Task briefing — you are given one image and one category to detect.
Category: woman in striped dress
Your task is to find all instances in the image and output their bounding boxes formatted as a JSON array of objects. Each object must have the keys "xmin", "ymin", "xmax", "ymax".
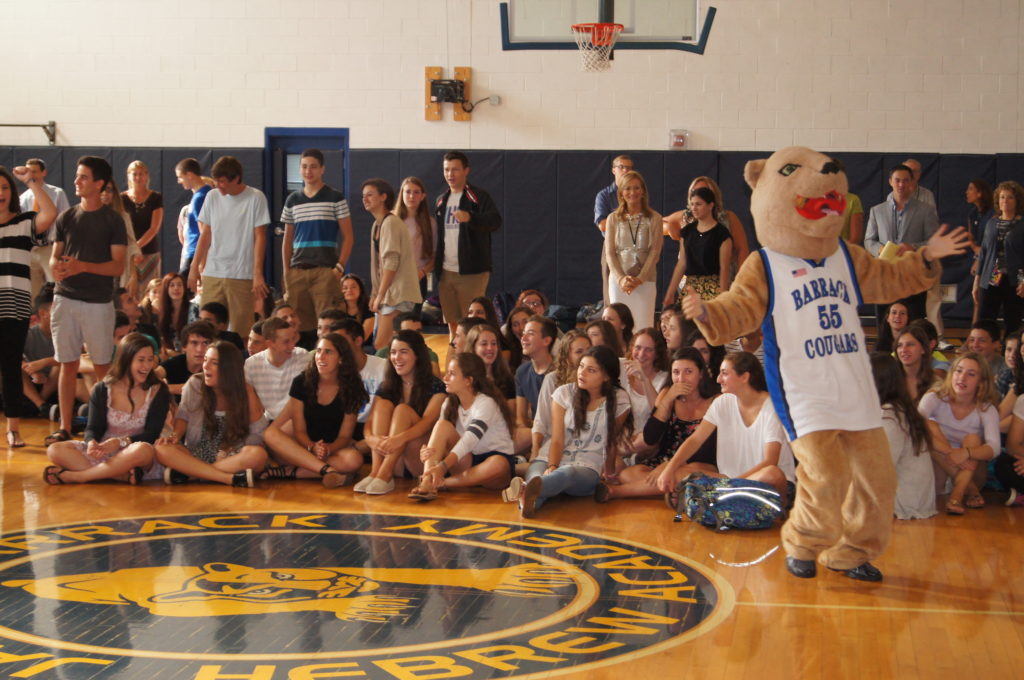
[{"xmin": 0, "ymin": 166, "xmax": 57, "ymax": 447}]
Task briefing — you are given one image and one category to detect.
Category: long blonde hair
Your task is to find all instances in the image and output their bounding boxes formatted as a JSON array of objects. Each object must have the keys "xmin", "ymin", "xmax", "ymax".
[
  {"xmin": 929, "ymin": 352, "xmax": 999, "ymax": 410},
  {"xmin": 126, "ymin": 160, "xmax": 150, "ymax": 191},
  {"xmin": 393, "ymin": 176, "xmax": 434, "ymax": 261}
]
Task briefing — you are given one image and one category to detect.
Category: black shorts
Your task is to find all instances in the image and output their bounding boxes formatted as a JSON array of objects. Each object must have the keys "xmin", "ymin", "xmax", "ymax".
[{"xmin": 471, "ymin": 451, "xmax": 516, "ymax": 478}]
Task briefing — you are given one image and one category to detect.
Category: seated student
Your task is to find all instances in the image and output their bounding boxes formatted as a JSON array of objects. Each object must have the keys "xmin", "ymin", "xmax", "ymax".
[
  {"xmin": 660, "ymin": 308, "xmax": 695, "ymax": 355},
  {"xmin": 244, "ymin": 317, "xmax": 309, "ymax": 422},
  {"xmin": 895, "ymin": 326, "xmax": 937, "ymax": 403},
  {"xmin": 601, "ymin": 302, "xmax": 635, "ymax": 352},
  {"xmin": 466, "ymin": 295, "xmax": 502, "ymax": 329},
  {"xmin": 155, "ymin": 341, "xmax": 267, "ymax": 487},
  {"xmin": 44, "ymin": 333, "xmax": 170, "ymax": 485},
  {"xmin": 247, "ymin": 319, "xmax": 268, "ymax": 356},
  {"xmin": 155, "ymin": 320, "xmax": 215, "ymax": 396},
  {"xmin": 156, "ymin": 273, "xmax": 190, "ymax": 358},
  {"xmin": 585, "ymin": 319, "xmax": 625, "ymax": 358},
  {"xmin": 198, "ymin": 301, "xmax": 246, "ymax": 354},
  {"xmin": 114, "ymin": 287, "xmax": 160, "ymax": 351},
  {"xmin": 964, "ymin": 319, "xmax": 1006, "ymax": 380},
  {"xmin": 996, "ymin": 328, "xmax": 1020, "ymax": 399},
  {"xmin": 998, "ymin": 326, "xmax": 1024, "ymax": 430},
  {"xmin": 332, "ymin": 317, "xmax": 389, "ymax": 455},
  {"xmin": 656, "ymin": 351, "xmax": 796, "ymax": 503},
  {"xmin": 919, "ymin": 352, "xmax": 1000, "ymax": 515},
  {"xmin": 262, "ymin": 332, "xmax": 368, "ymax": 487},
  {"xmin": 906, "ymin": 318, "xmax": 949, "ymax": 377},
  {"xmin": 273, "ymin": 300, "xmax": 316, "ymax": 351},
  {"xmin": 515, "ymin": 315, "xmax": 556, "ymax": 430},
  {"xmin": 465, "ymin": 323, "xmax": 515, "ymax": 404},
  {"xmin": 598, "ymin": 347, "xmax": 717, "ymax": 502},
  {"xmin": 519, "ymin": 346, "xmax": 632, "ymax": 518},
  {"xmin": 446, "ymin": 315, "xmax": 487, "ymax": 367},
  {"xmin": 685, "ymin": 327, "xmax": 722, "ymax": 377},
  {"xmin": 870, "ymin": 353, "xmax": 936, "ymax": 519},
  {"xmin": 410, "ymin": 352, "xmax": 516, "ymax": 500},
  {"xmin": 501, "ymin": 305, "xmax": 531, "ymax": 372},
  {"xmin": 22, "ymin": 287, "xmax": 60, "ymax": 416},
  {"xmin": 355, "ymin": 330, "xmax": 445, "ymax": 495},
  {"xmin": 1000, "ymin": 389, "xmax": 1024, "ymax": 507},
  {"xmin": 340, "ymin": 273, "xmax": 375, "ymax": 344},
  {"xmin": 316, "ymin": 308, "xmax": 349, "ymax": 338},
  {"xmin": 621, "ymin": 328, "xmax": 670, "ymax": 454},
  {"xmin": 875, "ymin": 300, "xmax": 912, "ymax": 354},
  {"xmin": 374, "ymin": 311, "xmax": 441, "ymax": 377},
  {"xmin": 516, "ymin": 289, "xmax": 549, "ymax": 317},
  {"xmin": 504, "ymin": 329, "xmax": 591, "ymax": 501}
]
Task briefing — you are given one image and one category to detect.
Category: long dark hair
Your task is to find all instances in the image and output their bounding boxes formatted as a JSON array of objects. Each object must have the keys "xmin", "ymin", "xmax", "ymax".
[
  {"xmin": 468, "ymin": 295, "xmax": 503, "ymax": 331},
  {"xmin": 586, "ymin": 319, "xmax": 625, "ymax": 358},
  {"xmin": 301, "ymin": 333, "xmax": 368, "ymax": 415},
  {"xmin": 968, "ymin": 178, "xmax": 993, "ymax": 213},
  {"xmin": 875, "ymin": 301, "xmax": 913, "ymax": 354},
  {"xmin": 606, "ymin": 302, "xmax": 635, "ymax": 346},
  {"xmin": 571, "ymin": 345, "xmax": 633, "ymax": 448},
  {"xmin": 502, "ymin": 304, "xmax": 531, "ymax": 371},
  {"xmin": 340, "ymin": 273, "xmax": 371, "ymax": 322},
  {"xmin": 671, "ymin": 347, "xmax": 718, "ymax": 399},
  {"xmin": 104, "ymin": 332, "xmax": 166, "ymax": 412},
  {"xmin": 464, "ymin": 323, "xmax": 514, "ymax": 397},
  {"xmin": 0, "ymin": 167, "xmax": 20, "ymax": 214},
  {"xmin": 443, "ymin": 352, "xmax": 514, "ymax": 434},
  {"xmin": 870, "ymin": 353, "xmax": 932, "ymax": 454},
  {"xmin": 200, "ymin": 341, "xmax": 251, "ymax": 450},
  {"xmin": 158, "ymin": 273, "xmax": 190, "ymax": 350},
  {"xmin": 895, "ymin": 326, "xmax": 934, "ymax": 402},
  {"xmin": 377, "ymin": 330, "xmax": 436, "ymax": 414}
]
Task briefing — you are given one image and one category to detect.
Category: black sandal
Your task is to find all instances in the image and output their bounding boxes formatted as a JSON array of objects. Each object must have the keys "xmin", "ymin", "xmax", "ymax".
[
  {"xmin": 128, "ymin": 467, "xmax": 145, "ymax": 486},
  {"xmin": 44, "ymin": 429, "xmax": 71, "ymax": 446},
  {"xmin": 260, "ymin": 465, "xmax": 298, "ymax": 480},
  {"xmin": 43, "ymin": 465, "xmax": 66, "ymax": 485}
]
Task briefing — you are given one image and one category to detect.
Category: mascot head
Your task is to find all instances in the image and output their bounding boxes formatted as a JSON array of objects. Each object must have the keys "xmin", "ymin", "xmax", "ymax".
[{"xmin": 744, "ymin": 146, "xmax": 849, "ymax": 261}]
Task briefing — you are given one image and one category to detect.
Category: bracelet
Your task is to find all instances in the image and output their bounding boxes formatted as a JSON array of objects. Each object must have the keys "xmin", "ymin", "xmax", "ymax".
[{"xmin": 438, "ymin": 459, "xmax": 448, "ymax": 474}]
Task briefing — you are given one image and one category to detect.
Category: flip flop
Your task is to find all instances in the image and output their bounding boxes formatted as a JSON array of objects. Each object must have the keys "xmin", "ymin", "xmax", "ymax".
[
  {"xmin": 44, "ymin": 429, "xmax": 71, "ymax": 446},
  {"xmin": 965, "ymin": 494, "xmax": 985, "ymax": 509},
  {"xmin": 946, "ymin": 498, "xmax": 965, "ymax": 515},
  {"xmin": 407, "ymin": 485, "xmax": 438, "ymax": 502},
  {"xmin": 128, "ymin": 467, "xmax": 145, "ymax": 486},
  {"xmin": 43, "ymin": 465, "xmax": 66, "ymax": 485}
]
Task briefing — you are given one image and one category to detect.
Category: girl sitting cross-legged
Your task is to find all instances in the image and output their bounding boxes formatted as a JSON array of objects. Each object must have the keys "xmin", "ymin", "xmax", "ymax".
[
  {"xmin": 409, "ymin": 353, "xmax": 516, "ymax": 500},
  {"xmin": 45, "ymin": 333, "xmax": 171, "ymax": 485},
  {"xmin": 262, "ymin": 333, "xmax": 368, "ymax": 488},
  {"xmin": 155, "ymin": 341, "xmax": 268, "ymax": 487},
  {"xmin": 519, "ymin": 345, "xmax": 633, "ymax": 518}
]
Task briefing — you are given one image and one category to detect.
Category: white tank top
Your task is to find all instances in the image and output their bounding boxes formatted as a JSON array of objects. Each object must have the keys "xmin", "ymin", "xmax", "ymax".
[{"xmin": 759, "ymin": 242, "xmax": 881, "ymax": 440}]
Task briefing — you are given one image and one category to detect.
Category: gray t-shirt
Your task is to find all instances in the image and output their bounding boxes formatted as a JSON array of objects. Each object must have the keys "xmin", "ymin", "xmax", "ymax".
[
  {"xmin": 53, "ymin": 205, "xmax": 127, "ymax": 303},
  {"xmin": 23, "ymin": 325, "xmax": 55, "ymax": 376}
]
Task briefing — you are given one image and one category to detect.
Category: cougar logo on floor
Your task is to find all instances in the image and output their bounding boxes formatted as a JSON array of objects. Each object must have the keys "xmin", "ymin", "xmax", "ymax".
[{"xmin": 0, "ymin": 513, "xmax": 731, "ymax": 679}]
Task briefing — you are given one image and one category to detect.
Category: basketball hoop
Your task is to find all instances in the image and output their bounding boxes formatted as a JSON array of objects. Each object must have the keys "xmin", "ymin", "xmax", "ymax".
[{"xmin": 571, "ymin": 23, "xmax": 624, "ymax": 72}]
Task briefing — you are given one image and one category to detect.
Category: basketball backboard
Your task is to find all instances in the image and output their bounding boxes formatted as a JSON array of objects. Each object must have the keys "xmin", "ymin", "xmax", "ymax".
[{"xmin": 499, "ymin": 0, "xmax": 716, "ymax": 53}]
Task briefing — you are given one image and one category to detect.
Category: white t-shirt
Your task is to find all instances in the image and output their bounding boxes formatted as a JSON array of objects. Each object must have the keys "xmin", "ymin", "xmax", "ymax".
[
  {"xmin": 703, "ymin": 393, "xmax": 795, "ymax": 481},
  {"xmin": 442, "ymin": 191, "xmax": 463, "ymax": 272},
  {"xmin": 244, "ymin": 347, "xmax": 310, "ymax": 420},
  {"xmin": 451, "ymin": 393, "xmax": 514, "ymax": 458},
  {"xmin": 550, "ymin": 384, "xmax": 631, "ymax": 472},
  {"xmin": 358, "ymin": 355, "xmax": 388, "ymax": 424},
  {"xmin": 197, "ymin": 186, "xmax": 271, "ymax": 279}
]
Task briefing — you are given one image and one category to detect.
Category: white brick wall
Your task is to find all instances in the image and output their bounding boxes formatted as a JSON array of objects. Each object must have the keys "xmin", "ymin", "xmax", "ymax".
[{"xmin": 0, "ymin": 0, "xmax": 1020, "ymax": 152}]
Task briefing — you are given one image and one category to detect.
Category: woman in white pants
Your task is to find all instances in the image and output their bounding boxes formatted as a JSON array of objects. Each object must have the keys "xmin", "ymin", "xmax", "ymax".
[{"xmin": 604, "ymin": 171, "xmax": 663, "ymax": 330}]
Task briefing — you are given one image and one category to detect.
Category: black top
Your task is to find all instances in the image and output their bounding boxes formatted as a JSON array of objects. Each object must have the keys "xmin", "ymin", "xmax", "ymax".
[
  {"xmin": 122, "ymin": 191, "xmax": 164, "ymax": 255},
  {"xmin": 680, "ymin": 222, "xmax": 732, "ymax": 276},
  {"xmin": 219, "ymin": 330, "xmax": 246, "ymax": 355},
  {"xmin": 288, "ymin": 374, "xmax": 348, "ymax": 443},
  {"xmin": 160, "ymin": 354, "xmax": 194, "ymax": 386},
  {"xmin": 84, "ymin": 381, "xmax": 171, "ymax": 445}
]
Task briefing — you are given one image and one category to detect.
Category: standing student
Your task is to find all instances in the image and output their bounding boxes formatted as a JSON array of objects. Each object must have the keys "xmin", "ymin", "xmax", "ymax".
[
  {"xmin": 122, "ymin": 160, "xmax": 164, "ymax": 288},
  {"xmin": 19, "ymin": 158, "xmax": 70, "ymax": 299},
  {"xmin": 47, "ymin": 157, "xmax": 127, "ymax": 445},
  {"xmin": 434, "ymin": 151, "xmax": 502, "ymax": 343},
  {"xmin": 44, "ymin": 333, "xmax": 170, "ymax": 484},
  {"xmin": 411, "ymin": 353, "xmax": 516, "ymax": 500},
  {"xmin": 174, "ymin": 158, "xmax": 213, "ymax": 277},
  {"xmin": 594, "ymin": 155, "xmax": 635, "ymax": 303},
  {"xmin": 394, "ymin": 177, "xmax": 437, "ymax": 300},
  {"xmin": 663, "ymin": 176, "xmax": 749, "ymax": 273},
  {"xmin": 362, "ymin": 178, "xmax": 422, "ymax": 350},
  {"xmin": 262, "ymin": 333, "xmax": 367, "ymax": 488},
  {"xmin": 0, "ymin": 166, "xmax": 57, "ymax": 446},
  {"xmin": 101, "ymin": 180, "xmax": 141, "ymax": 298},
  {"xmin": 280, "ymin": 149, "xmax": 353, "ymax": 333},
  {"xmin": 188, "ymin": 156, "xmax": 270, "ymax": 338},
  {"xmin": 664, "ymin": 187, "xmax": 733, "ymax": 305},
  {"xmin": 356, "ymin": 330, "xmax": 446, "ymax": 495},
  {"xmin": 155, "ymin": 341, "xmax": 267, "ymax": 487},
  {"xmin": 519, "ymin": 346, "xmax": 632, "ymax": 518},
  {"xmin": 604, "ymin": 171, "xmax": 663, "ymax": 329}
]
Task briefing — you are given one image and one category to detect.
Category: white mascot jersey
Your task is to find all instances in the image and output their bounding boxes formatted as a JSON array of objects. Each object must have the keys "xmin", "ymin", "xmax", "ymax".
[{"xmin": 758, "ymin": 241, "xmax": 882, "ymax": 441}]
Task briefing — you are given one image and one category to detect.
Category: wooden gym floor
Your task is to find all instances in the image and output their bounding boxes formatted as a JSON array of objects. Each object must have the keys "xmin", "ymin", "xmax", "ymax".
[{"xmin": 0, "ymin": 417, "xmax": 1022, "ymax": 680}]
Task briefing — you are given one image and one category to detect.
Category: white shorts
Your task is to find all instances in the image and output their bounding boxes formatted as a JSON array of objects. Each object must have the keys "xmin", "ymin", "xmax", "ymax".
[{"xmin": 52, "ymin": 295, "xmax": 115, "ymax": 365}]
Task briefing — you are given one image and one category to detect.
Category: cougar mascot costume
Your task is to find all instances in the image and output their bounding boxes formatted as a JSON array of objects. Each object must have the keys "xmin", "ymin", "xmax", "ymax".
[{"xmin": 682, "ymin": 147, "xmax": 966, "ymax": 582}]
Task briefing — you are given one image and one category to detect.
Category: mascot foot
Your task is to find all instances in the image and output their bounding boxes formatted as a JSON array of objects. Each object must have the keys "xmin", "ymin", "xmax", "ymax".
[
  {"xmin": 828, "ymin": 562, "xmax": 883, "ymax": 582},
  {"xmin": 785, "ymin": 556, "xmax": 817, "ymax": 579}
]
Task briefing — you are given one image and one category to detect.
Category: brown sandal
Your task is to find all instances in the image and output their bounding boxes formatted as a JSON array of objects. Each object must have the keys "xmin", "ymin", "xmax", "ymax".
[
  {"xmin": 43, "ymin": 465, "xmax": 66, "ymax": 485},
  {"xmin": 965, "ymin": 494, "xmax": 985, "ymax": 509},
  {"xmin": 320, "ymin": 465, "xmax": 352, "ymax": 489},
  {"xmin": 44, "ymin": 429, "xmax": 71, "ymax": 446},
  {"xmin": 946, "ymin": 498, "xmax": 965, "ymax": 515}
]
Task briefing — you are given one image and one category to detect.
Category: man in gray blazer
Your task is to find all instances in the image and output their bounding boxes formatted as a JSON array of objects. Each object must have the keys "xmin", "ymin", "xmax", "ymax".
[{"xmin": 865, "ymin": 164, "xmax": 939, "ymax": 322}]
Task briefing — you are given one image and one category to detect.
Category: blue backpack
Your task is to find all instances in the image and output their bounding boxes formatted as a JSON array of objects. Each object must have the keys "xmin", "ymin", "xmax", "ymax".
[{"xmin": 674, "ymin": 474, "xmax": 785, "ymax": 531}]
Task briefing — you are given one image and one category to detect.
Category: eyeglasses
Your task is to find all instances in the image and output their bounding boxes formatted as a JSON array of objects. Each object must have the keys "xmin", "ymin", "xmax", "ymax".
[
  {"xmin": 523, "ymin": 299, "xmax": 544, "ymax": 308},
  {"xmin": 613, "ymin": 164, "xmax": 634, "ymax": 171}
]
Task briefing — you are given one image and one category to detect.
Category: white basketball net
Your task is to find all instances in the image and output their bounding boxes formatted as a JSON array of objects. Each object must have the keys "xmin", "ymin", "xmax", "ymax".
[{"xmin": 571, "ymin": 23, "xmax": 624, "ymax": 72}]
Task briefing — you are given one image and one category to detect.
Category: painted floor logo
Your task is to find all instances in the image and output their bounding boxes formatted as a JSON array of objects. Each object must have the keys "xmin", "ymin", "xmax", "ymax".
[{"xmin": 0, "ymin": 512, "xmax": 732, "ymax": 679}]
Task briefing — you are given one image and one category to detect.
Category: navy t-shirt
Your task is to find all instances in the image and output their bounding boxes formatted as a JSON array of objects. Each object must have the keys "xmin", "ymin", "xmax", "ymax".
[{"xmin": 515, "ymin": 361, "xmax": 546, "ymax": 413}]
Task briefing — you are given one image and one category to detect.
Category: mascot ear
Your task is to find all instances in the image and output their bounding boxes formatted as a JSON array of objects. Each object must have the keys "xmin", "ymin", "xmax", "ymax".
[{"xmin": 744, "ymin": 159, "xmax": 767, "ymax": 191}]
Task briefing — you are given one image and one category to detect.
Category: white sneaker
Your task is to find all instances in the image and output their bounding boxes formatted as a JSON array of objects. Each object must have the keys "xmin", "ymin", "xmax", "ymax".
[
  {"xmin": 364, "ymin": 477, "xmax": 395, "ymax": 495},
  {"xmin": 502, "ymin": 477, "xmax": 524, "ymax": 502},
  {"xmin": 1006, "ymin": 488, "xmax": 1024, "ymax": 507},
  {"xmin": 353, "ymin": 476, "xmax": 374, "ymax": 493}
]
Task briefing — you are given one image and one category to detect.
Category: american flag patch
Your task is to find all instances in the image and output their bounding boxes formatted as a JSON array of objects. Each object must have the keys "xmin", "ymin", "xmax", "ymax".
[{"xmin": 791, "ymin": 267, "xmax": 807, "ymax": 277}]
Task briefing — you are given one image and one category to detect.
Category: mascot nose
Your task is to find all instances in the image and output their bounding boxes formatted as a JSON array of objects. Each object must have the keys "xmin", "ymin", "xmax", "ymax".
[{"xmin": 820, "ymin": 161, "xmax": 840, "ymax": 175}]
